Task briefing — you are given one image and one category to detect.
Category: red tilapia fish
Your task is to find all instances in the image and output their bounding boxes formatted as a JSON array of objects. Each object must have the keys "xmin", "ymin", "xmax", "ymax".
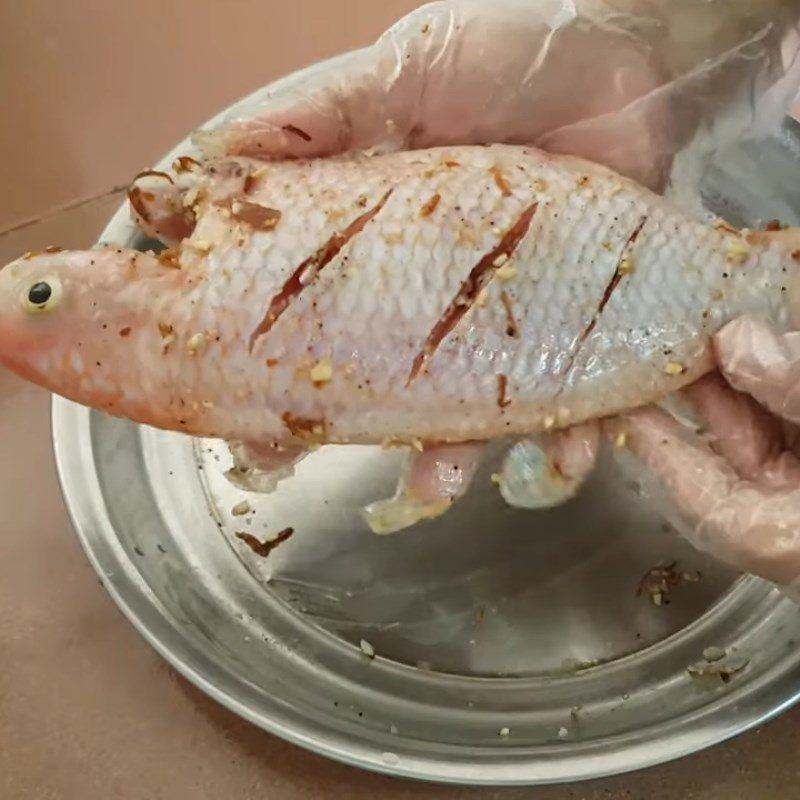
[{"xmin": 1, "ymin": 145, "xmax": 798, "ymax": 531}]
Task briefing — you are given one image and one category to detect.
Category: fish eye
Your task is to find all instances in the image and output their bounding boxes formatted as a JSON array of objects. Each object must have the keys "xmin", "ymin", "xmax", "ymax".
[
  {"xmin": 29, "ymin": 282, "xmax": 51, "ymax": 304},
  {"xmin": 21, "ymin": 277, "xmax": 62, "ymax": 313}
]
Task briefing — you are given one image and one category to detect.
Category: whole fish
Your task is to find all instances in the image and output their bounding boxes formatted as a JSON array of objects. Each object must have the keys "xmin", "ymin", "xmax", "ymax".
[{"xmin": 0, "ymin": 144, "xmax": 797, "ymax": 449}]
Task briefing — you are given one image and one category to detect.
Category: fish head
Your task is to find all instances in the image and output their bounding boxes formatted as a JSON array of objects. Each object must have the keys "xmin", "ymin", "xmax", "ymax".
[{"xmin": 0, "ymin": 247, "xmax": 181, "ymax": 408}]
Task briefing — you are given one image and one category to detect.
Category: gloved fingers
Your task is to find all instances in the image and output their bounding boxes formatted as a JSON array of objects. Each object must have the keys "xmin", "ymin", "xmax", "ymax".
[
  {"xmin": 693, "ymin": 485, "xmax": 800, "ymax": 585},
  {"xmin": 714, "ymin": 316, "xmax": 800, "ymax": 427},
  {"xmin": 193, "ymin": 1, "xmax": 668, "ymax": 175},
  {"xmin": 402, "ymin": 441, "xmax": 484, "ymax": 505},
  {"xmin": 193, "ymin": 0, "xmax": 799, "ymax": 202},
  {"xmin": 683, "ymin": 373, "xmax": 800, "ymax": 490},
  {"xmin": 781, "ymin": 418, "xmax": 800, "ymax": 460},
  {"xmin": 606, "ymin": 407, "xmax": 739, "ymax": 523},
  {"xmin": 397, "ymin": 6, "xmax": 666, "ymax": 169},
  {"xmin": 193, "ymin": 48, "xmax": 404, "ymax": 160},
  {"xmin": 608, "ymin": 406, "xmax": 800, "ymax": 584},
  {"xmin": 538, "ymin": 91, "xmax": 674, "ymax": 192},
  {"xmin": 363, "ymin": 441, "xmax": 484, "ymax": 534},
  {"xmin": 683, "ymin": 372, "xmax": 784, "ymax": 482},
  {"xmin": 498, "ymin": 422, "xmax": 599, "ymax": 510},
  {"xmin": 550, "ymin": 422, "xmax": 601, "ymax": 483},
  {"xmin": 192, "ymin": 2, "xmax": 457, "ymax": 160}
]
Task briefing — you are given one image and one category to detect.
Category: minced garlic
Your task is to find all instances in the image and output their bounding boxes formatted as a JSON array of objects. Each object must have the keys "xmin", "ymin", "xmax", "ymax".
[
  {"xmin": 191, "ymin": 240, "xmax": 214, "ymax": 254},
  {"xmin": 186, "ymin": 332, "xmax": 206, "ymax": 355},
  {"xmin": 310, "ymin": 360, "xmax": 333, "ymax": 386},
  {"xmin": 664, "ymin": 362, "xmax": 686, "ymax": 376},
  {"xmin": 727, "ymin": 238, "xmax": 750, "ymax": 265},
  {"xmin": 496, "ymin": 262, "xmax": 518, "ymax": 281},
  {"xmin": 360, "ymin": 639, "xmax": 376, "ymax": 659},
  {"xmin": 231, "ymin": 500, "xmax": 252, "ymax": 517},
  {"xmin": 618, "ymin": 253, "xmax": 635, "ymax": 274}
]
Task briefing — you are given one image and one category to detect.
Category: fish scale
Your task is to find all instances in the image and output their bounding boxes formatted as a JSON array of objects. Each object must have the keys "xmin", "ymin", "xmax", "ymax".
[{"xmin": 0, "ymin": 144, "xmax": 797, "ymax": 445}]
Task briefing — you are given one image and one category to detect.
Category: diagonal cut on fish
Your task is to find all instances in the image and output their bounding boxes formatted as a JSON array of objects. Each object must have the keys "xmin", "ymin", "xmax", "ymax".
[
  {"xmin": 248, "ymin": 189, "xmax": 395, "ymax": 350},
  {"xmin": 408, "ymin": 202, "xmax": 539, "ymax": 384},
  {"xmin": 574, "ymin": 216, "xmax": 648, "ymax": 354}
]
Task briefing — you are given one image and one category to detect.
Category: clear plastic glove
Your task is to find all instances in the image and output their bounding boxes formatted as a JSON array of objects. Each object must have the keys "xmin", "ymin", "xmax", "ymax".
[
  {"xmin": 197, "ymin": 0, "xmax": 800, "ymax": 195},
  {"xmin": 498, "ymin": 424, "xmax": 599, "ymax": 510},
  {"xmin": 364, "ymin": 443, "xmax": 482, "ymax": 534},
  {"xmin": 195, "ymin": 0, "xmax": 800, "ymax": 533},
  {"xmin": 716, "ymin": 316, "xmax": 800, "ymax": 425},
  {"xmin": 608, "ymin": 373, "xmax": 800, "ymax": 584},
  {"xmin": 610, "ymin": 317, "xmax": 800, "ymax": 586}
]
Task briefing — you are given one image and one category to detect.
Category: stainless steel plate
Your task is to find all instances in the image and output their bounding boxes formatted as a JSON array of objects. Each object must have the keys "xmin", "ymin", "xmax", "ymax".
[{"xmin": 53, "ymin": 55, "xmax": 800, "ymax": 785}]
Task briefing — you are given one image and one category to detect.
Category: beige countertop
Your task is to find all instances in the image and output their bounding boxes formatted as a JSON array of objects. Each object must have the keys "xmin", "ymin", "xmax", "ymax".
[{"xmin": 2, "ymin": 2, "xmax": 800, "ymax": 797}]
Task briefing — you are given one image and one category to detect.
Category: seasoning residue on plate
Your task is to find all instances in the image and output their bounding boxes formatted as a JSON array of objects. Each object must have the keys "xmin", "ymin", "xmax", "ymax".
[
  {"xmin": 360, "ymin": 639, "xmax": 376, "ymax": 659},
  {"xmin": 231, "ymin": 500, "xmax": 252, "ymax": 517},
  {"xmin": 235, "ymin": 527, "xmax": 294, "ymax": 557},
  {"xmin": 637, "ymin": 560, "xmax": 701, "ymax": 606},
  {"xmin": 702, "ymin": 645, "xmax": 726, "ymax": 663},
  {"xmin": 687, "ymin": 645, "xmax": 749, "ymax": 685}
]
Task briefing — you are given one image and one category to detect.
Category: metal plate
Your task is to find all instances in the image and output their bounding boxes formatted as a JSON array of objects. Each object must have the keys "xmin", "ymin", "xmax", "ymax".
[{"xmin": 53, "ymin": 55, "xmax": 800, "ymax": 785}]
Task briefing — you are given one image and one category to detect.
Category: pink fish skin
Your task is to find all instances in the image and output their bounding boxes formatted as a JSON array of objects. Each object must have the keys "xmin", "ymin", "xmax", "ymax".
[{"xmin": 0, "ymin": 144, "xmax": 797, "ymax": 447}]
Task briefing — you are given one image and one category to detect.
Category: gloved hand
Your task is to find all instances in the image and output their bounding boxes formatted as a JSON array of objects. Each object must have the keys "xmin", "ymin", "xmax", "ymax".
[
  {"xmin": 199, "ymin": 1, "xmax": 665, "ymax": 187},
  {"xmin": 610, "ymin": 317, "xmax": 800, "ymax": 585},
  {"xmin": 717, "ymin": 316, "xmax": 800, "ymax": 426},
  {"xmin": 198, "ymin": 0, "xmax": 799, "ymax": 192},
  {"xmin": 197, "ymin": 0, "xmax": 800, "ymax": 535}
]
